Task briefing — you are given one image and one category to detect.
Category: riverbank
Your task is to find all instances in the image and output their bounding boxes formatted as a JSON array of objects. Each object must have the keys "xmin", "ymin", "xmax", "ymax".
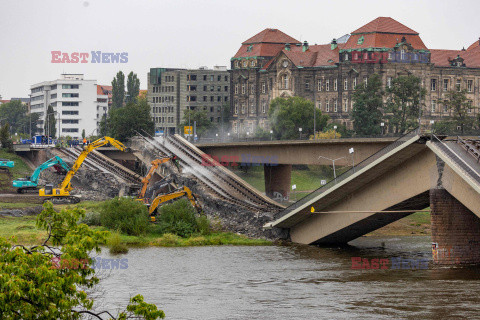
[{"xmin": 0, "ymin": 213, "xmax": 272, "ymax": 247}]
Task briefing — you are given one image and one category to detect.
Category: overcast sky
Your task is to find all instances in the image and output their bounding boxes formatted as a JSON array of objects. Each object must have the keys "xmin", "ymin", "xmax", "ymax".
[{"xmin": 1, "ymin": 0, "xmax": 479, "ymax": 98}]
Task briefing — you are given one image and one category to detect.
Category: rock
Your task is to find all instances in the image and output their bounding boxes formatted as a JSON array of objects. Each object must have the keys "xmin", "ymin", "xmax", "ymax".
[{"xmin": 0, "ymin": 209, "xmax": 24, "ymax": 217}]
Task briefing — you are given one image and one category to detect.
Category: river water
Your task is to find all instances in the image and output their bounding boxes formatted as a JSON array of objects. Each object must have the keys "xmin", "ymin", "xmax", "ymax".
[{"xmin": 93, "ymin": 236, "xmax": 480, "ymax": 319}]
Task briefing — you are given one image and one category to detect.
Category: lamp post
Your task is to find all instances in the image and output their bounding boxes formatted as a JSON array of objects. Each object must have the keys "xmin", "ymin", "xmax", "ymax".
[
  {"xmin": 270, "ymin": 130, "xmax": 273, "ymax": 141},
  {"xmin": 299, "ymin": 127, "xmax": 302, "ymax": 140},
  {"xmin": 333, "ymin": 125, "xmax": 337, "ymax": 139},
  {"xmin": 318, "ymin": 155, "xmax": 345, "ymax": 183},
  {"xmin": 380, "ymin": 122, "xmax": 385, "ymax": 136},
  {"xmin": 349, "ymin": 147, "xmax": 355, "ymax": 172}
]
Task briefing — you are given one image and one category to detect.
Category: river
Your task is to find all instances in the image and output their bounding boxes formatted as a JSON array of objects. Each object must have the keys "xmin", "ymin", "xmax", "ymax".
[{"xmin": 93, "ymin": 236, "xmax": 480, "ymax": 319}]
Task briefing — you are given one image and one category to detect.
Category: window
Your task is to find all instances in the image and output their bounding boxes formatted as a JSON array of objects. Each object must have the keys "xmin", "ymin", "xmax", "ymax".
[
  {"xmin": 401, "ymin": 50, "xmax": 405, "ymax": 60},
  {"xmin": 443, "ymin": 104, "xmax": 448, "ymax": 113},
  {"xmin": 353, "ymin": 77, "xmax": 357, "ymax": 88},
  {"xmin": 250, "ymin": 84, "xmax": 255, "ymax": 94},
  {"xmin": 343, "ymin": 99, "xmax": 348, "ymax": 112},
  {"xmin": 431, "ymin": 79, "xmax": 437, "ymax": 91},
  {"xmin": 62, "ymin": 84, "xmax": 79, "ymax": 89},
  {"xmin": 224, "ymin": 86, "xmax": 228, "ymax": 92},
  {"xmin": 334, "ymin": 100, "xmax": 338, "ymax": 112},
  {"xmin": 62, "ymin": 93, "xmax": 79, "ymax": 98},
  {"xmin": 62, "ymin": 110, "xmax": 78, "ymax": 115},
  {"xmin": 224, "ymin": 96, "xmax": 228, "ymax": 102},
  {"xmin": 234, "ymin": 84, "xmax": 238, "ymax": 94},
  {"xmin": 334, "ymin": 79, "xmax": 337, "ymax": 91},
  {"xmin": 387, "ymin": 77, "xmax": 392, "ymax": 88},
  {"xmin": 243, "ymin": 61, "xmax": 247, "ymax": 68},
  {"xmin": 217, "ymin": 96, "xmax": 221, "ymax": 102},
  {"xmin": 317, "ymin": 79, "xmax": 322, "ymax": 91},
  {"xmin": 51, "ymin": 85, "xmax": 57, "ymax": 90},
  {"xmin": 235, "ymin": 61, "xmax": 239, "ymax": 68},
  {"xmin": 234, "ymin": 101, "xmax": 238, "ymax": 114},
  {"xmin": 282, "ymin": 74, "xmax": 289, "ymax": 89},
  {"xmin": 241, "ymin": 103, "xmax": 245, "ymax": 114},
  {"xmin": 210, "ymin": 107, "xmax": 214, "ymax": 112},
  {"xmin": 241, "ymin": 84, "xmax": 245, "ymax": 94},
  {"xmin": 210, "ymin": 75, "xmax": 214, "ymax": 81},
  {"xmin": 62, "ymin": 119, "xmax": 79, "ymax": 124},
  {"xmin": 456, "ymin": 79, "xmax": 461, "ymax": 91},
  {"xmin": 217, "ymin": 86, "xmax": 221, "ymax": 92},
  {"xmin": 468, "ymin": 80, "xmax": 473, "ymax": 92},
  {"xmin": 431, "ymin": 100, "xmax": 436, "ymax": 113},
  {"xmin": 62, "ymin": 128, "xmax": 79, "ymax": 133},
  {"xmin": 326, "ymin": 100, "xmax": 330, "ymax": 112},
  {"xmin": 51, "ymin": 94, "xmax": 57, "ymax": 99},
  {"xmin": 62, "ymin": 102, "xmax": 79, "ymax": 106},
  {"xmin": 261, "ymin": 82, "xmax": 266, "ymax": 93},
  {"xmin": 344, "ymin": 79, "xmax": 348, "ymax": 90},
  {"xmin": 364, "ymin": 76, "xmax": 368, "ymax": 87},
  {"xmin": 210, "ymin": 86, "xmax": 214, "ymax": 92},
  {"xmin": 305, "ymin": 80, "xmax": 310, "ymax": 91},
  {"xmin": 344, "ymin": 53, "xmax": 349, "ymax": 61},
  {"xmin": 203, "ymin": 75, "xmax": 207, "ymax": 81},
  {"xmin": 203, "ymin": 96, "xmax": 207, "ymax": 102},
  {"xmin": 225, "ymin": 76, "xmax": 228, "ymax": 81},
  {"xmin": 234, "ymin": 122, "xmax": 238, "ymax": 133},
  {"xmin": 443, "ymin": 79, "xmax": 449, "ymax": 91},
  {"xmin": 326, "ymin": 80, "xmax": 330, "ymax": 91},
  {"xmin": 262, "ymin": 101, "xmax": 266, "ymax": 113},
  {"xmin": 250, "ymin": 60, "xmax": 256, "ymax": 67},
  {"xmin": 218, "ymin": 75, "xmax": 221, "ymax": 81},
  {"xmin": 210, "ymin": 96, "xmax": 214, "ymax": 102}
]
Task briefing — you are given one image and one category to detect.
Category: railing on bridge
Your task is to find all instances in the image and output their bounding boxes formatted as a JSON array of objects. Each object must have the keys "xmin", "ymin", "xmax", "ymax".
[
  {"xmin": 431, "ymin": 134, "xmax": 480, "ymax": 187},
  {"xmin": 275, "ymin": 129, "xmax": 421, "ymax": 218}
]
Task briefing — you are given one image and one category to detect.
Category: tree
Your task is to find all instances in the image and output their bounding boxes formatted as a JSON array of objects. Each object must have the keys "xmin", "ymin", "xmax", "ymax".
[
  {"xmin": 442, "ymin": 89, "xmax": 476, "ymax": 134},
  {"xmin": 0, "ymin": 202, "xmax": 165, "ymax": 319},
  {"xmin": 82, "ymin": 129, "xmax": 86, "ymax": 139},
  {"xmin": 385, "ymin": 75, "xmax": 426, "ymax": 134},
  {"xmin": 268, "ymin": 96, "xmax": 329, "ymax": 140},
  {"xmin": 107, "ymin": 97, "xmax": 155, "ymax": 142},
  {"xmin": 351, "ymin": 74, "xmax": 384, "ymax": 136},
  {"xmin": 0, "ymin": 100, "xmax": 40, "ymax": 135},
  {"xmin": 112, "ymin": 71, "xmax": 126, "ymax": 109},
  {"xmin": 180, "ymin": 108, "xmax": 215, "ymax": 137},
  {"xmin": 126, "ymin": 72, "xmax": 140, "ymax": 104},
  {"xmin": 44, "ymin": 105, "xmax": 56, "ymax": 138},
  {"xmin": 0, "ymin": 123, "xmax": 13, "ymax": 152}
]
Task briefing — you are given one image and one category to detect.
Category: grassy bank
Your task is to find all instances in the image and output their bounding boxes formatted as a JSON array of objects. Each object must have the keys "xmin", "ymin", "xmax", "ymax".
[{"xmin": 0, "ymin": 150, "xmax": 32, "ymax": 193}]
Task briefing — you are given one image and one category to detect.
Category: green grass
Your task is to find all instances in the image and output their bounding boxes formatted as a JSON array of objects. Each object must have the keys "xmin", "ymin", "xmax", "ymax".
[
  {"xmin": 0, "ymin": 216, "xmax": 47, "ymax": 244},
  {"xmin": 0, "ymin": 202, "xmax": 39, "ymax": 209},
  {"xmin": 233, "ymin": 165, "xmax": 350, "ymax": 193},
  {"xmin": 0, "ymin": 150, "xmax": 32, "ymax": 179}
]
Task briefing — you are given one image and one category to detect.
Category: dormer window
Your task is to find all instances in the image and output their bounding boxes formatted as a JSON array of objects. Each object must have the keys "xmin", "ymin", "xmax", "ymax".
[
  {"xmin": 401, "ymin": 50, "xmax": 405, "ymax": 60},
  {"xmin": 235, "ymin": 61, "xmax": 239, "ymax": 68},
  {"xmin": 247, "ymin": 45, "xmax": 253, "ymax": 52},
  {"xmin": 357, "ymin": 36, "xmax": 364, "ymax": 45},
  {"xmin": 250, "ymin": 60, "xmax": 256, "ymax": 67},
  {"xmin": 243, "ymin": 61, "xmax": 247, "ymax": 68},
  {"xmin": 344, "ymin": 53, "xmax": 349, "ymax": 61}
]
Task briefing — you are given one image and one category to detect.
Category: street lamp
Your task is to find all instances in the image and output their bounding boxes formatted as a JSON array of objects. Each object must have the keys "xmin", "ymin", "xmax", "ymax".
[
  {"xmin": 333, "ymin": 125, "xmax": 337, "ymax": 139},
  {"xmin": 349, "ymin": 147, "xmax": 355, "ymax": 172},
  {"xmin": 380, "ymin": 122, "xmax": 385, "ymax": 136},
  {"xmin": 299, "ymin": 127, "xmax": 302, "ymax": 140},
  {"xmin": 270, "ymin": 130, "xmax": 273, "ymax": 141},
  {"xmin": 318, "ymin": 155, "xmax": 345, "ymax": 183}
]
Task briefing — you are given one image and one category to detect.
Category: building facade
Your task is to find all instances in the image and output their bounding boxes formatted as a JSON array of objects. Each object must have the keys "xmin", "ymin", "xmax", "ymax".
[
  {"xmin": 30, "ymin": 74, "xmax": 112, "ymax": 139},
  {"xmin": 147, "ymin": 66, "xmax": 229, "ymax": 135},
  {"xmin": 230, "ymin": 17, "xmax": 480, "ymax": 133}
]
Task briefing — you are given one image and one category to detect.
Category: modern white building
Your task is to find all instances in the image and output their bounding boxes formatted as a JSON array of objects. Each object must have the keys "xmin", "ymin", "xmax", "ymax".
[{"xmin": 30, "ymin": 74, "xmax": 111, "ymax": 139}]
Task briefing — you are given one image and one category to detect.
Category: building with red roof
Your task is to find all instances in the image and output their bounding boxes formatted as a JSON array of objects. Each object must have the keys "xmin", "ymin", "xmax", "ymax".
[{"xmin": 230, "ymin": 17, "xmax": 480, "ymax": 133}]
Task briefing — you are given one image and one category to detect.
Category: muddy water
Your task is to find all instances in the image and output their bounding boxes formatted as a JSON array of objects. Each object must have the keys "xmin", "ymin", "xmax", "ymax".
[{"xmin": 94, "ymin": 236, "xmax": 480, "ymax": 319}]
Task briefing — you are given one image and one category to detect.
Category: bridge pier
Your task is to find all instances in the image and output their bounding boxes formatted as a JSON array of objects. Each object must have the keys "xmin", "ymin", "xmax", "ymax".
[
  {"xmin": 264, "ymin": 164, "xmax": 291, "ymax": 201},
  {"xmin": 430, "ymin": 188, "xmax": 480, "ymax": 265}
]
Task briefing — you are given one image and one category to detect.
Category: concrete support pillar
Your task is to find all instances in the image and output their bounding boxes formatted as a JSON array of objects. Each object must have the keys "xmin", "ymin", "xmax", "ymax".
[
  {"xmin": 430, "ymin": 188, "xmax": 480, "ymax": 265},
  {"xmin": 264, "ymin": 164, "xmax": 291, "ymax": 201}
]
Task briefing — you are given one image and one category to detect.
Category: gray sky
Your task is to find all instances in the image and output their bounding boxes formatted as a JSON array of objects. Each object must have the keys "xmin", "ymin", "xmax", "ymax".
[{"xmin": 1, "ymin": 0, "xmax": 479, "ymax": 98}]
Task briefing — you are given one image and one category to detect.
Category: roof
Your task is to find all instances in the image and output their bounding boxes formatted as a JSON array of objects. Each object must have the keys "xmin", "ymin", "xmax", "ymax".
[
  {"xmin": 263, "ymin": 44, "xmax": 341, "ymax": 69},
  {"xmin": 242, "ymin": 28, "xmax": 300, "ymax": 44},
  {"xmin": 97, "ymin": 85, "xmax": 112, "ymax": 96},
  {"xmin": 234, "ymin": 28, "xmax": 300, "ymax": 59},
  {"xmin": 467, "ymin": 39, "xmax": 480, "ymax": 51},
  {"xmin": 0, "ymin": 100, "xmax": 10, "ymax": 104},
  {"xmin": 430, "ymin": 49, "xmax": 480, "ymax": 68},
  {"xmin": 344, "ymin": 33, "xmax": 427, "ymax": 50},
  {"xmin": 352, "ymin": 17, "xmax": 418, "ymax": 35}
]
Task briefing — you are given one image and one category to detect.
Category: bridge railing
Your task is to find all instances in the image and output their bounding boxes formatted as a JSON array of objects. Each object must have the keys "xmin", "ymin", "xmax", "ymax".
[
  {"xmin": 430, "ymin": 134, "xmax": 480, "ymax": 187},
  {"xmin": 276, "ymin": 128, "xmax": 421, "ymax": 218}
]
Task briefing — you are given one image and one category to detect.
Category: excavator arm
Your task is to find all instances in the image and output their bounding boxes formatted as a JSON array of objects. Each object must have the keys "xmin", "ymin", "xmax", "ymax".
[
  {"xmin": 39, "ymin": 136, "xmax": 127, "ymax": 202},
  {"xmin": 148, "ymin": 186, "xmax": 201, "ymax": 215},
  {"xmin": 13, "ymin": 156, "xmax": 70, "ymax": 191},
  {"xmin": 59, "ymin": 136, "xmax": 127, "ymax": 192},
  {"xmin": 138, "ymin": 157, "xmax": 172, "ymax": 200}
]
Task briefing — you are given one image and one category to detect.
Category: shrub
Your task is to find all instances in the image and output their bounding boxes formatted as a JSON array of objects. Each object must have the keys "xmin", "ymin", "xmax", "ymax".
[
  {"xmin": 99, "ymin": 197, "xmax": 149, "ymax": 236},
  {"xmin": 80, "ymin": 211, "xmax": 101, "ymax": 226},
  {"xmin": 107, "ymin": 230, "xmax": 128, "ymax": 254},
  {"xmin": 196, "ymin": 215, "xmax": 211, "ymax": 235},
  {"xmin": 155, "ymin": 199, "xmax": 199, "ymax": 238},
  {"xmin": 154, "ymin": 233, "xmax": 181, "ymax": 246}
]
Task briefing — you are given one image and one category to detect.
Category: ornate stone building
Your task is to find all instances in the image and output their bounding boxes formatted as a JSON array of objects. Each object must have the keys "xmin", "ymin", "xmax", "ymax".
[{"xmin": 230, "ymin": 17, "xmax": 480, "ymax": 133}]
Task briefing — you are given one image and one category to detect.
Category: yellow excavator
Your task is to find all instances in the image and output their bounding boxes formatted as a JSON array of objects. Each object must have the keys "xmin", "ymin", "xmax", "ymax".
[
  {"xmin": 39, "ymin": 136, "xmax": 129, "ymax": 204},
  {"xmin": 148, "ymin": 186, "xmax": 201, "ymax": 222},
  {"xmin": 137, "ymin": 157, "xmax": 173, "ymax": 203}
]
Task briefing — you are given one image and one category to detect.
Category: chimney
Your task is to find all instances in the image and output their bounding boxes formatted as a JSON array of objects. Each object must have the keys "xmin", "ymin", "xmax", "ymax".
[
  {"xmin": 285, "ymin": 43, "xmax": 291, "ymax": 51},
  {"xmin": 331, "ymin": 38, "xmax": 337, "ymax": 50},
  {"xmin": 478, "ymin": 37, "xmax": 480, "ymax": 46},
  {"xmin": 302, "ymin": 41, "xmax": 309, "ymax": 52}
]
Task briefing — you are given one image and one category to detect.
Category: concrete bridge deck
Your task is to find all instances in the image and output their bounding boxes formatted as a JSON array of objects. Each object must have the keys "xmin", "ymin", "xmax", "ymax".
[{"xmin": 266, "ymin": 133, "xmax": 480, "ymax": 254}]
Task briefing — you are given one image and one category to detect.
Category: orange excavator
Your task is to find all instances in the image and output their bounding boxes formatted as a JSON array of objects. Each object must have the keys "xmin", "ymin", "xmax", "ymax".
[{"xmin": 137, "ymin": 157, "xmax": 174, "ymax": 203}]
